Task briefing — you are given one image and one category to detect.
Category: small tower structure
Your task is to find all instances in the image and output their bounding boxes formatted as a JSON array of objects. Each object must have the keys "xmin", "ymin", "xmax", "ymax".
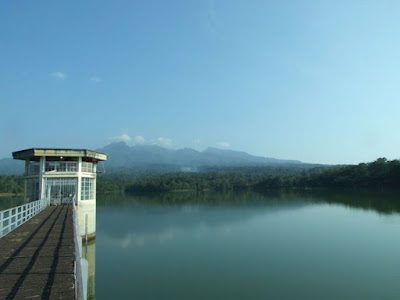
[{"xmin": 12, "ymin": 148, "xmax": 108, "ymax": 239}]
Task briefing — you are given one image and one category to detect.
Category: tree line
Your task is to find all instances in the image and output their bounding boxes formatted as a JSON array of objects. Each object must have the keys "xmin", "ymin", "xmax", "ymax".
[
  {"xmin": 1, "ymin": 158, "xmax": 399, "ymax": 195},
  {"xmin": 112, "ymin": 158, "xmax": 400, "ymax": 193},
  {"xmin": 0, "ymin": 175, "xmax": 24, "ymax": 195}
]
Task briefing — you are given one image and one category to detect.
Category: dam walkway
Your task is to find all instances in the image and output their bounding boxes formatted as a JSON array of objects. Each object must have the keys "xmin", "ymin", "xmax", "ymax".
[{"xmin": 0, "ymin": 205, "xmax": 76, "ymax": 299}]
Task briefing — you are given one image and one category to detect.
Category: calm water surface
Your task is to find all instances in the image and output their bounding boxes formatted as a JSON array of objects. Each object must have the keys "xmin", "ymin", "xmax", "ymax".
[
  {"xmin": 0, "ymin": 196, "xmax": 23, "ymax": 210},
  {"xmin": 95, "ymin": 190, "xmax": 400, "ymax": 300}
]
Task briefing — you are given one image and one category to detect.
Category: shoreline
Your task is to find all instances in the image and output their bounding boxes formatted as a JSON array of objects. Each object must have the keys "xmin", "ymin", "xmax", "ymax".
[{"xmin": 0, "ymin": 193, "xmax": 22, "ymax": 198}]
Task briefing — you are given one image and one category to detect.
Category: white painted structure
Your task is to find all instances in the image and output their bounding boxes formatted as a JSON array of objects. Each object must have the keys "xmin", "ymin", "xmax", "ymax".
[{"xmin": 12, "ymin": 148, "xmax": 108, "ymax": 239}]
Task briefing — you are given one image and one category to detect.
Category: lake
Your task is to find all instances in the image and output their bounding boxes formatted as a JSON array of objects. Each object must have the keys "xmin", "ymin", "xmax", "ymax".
[{"xmin": 93, "ymin": 190, "xmax": 400, "ymax": 300}]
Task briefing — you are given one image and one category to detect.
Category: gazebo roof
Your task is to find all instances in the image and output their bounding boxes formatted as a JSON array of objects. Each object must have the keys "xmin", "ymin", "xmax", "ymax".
[{"xmin": 12, "ymin": 148, "xmax": 108, "ymax": 162}]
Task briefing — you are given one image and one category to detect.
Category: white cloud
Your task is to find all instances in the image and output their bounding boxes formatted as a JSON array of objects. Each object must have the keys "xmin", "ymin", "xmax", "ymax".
[
  {"xmin": 156, "ymin": 137, "xmax": 173, "ymax": 147},
  {"xmin": 90, "ymin": 76, "xmax": 101, "ymax": 82},
  {"xmin": 51, "ymin": 72, "xmax": 66, "ymax": 80},
  {"xmin": 193, "ymin": 138, "xmax": 201, "ymax": 144},
  {"xmin": 134, "ymin": 135, "xmax": 145, "ymax": 144},
  {"xmin": 111, "ymin": 134, "xmax": 132, "ymax": 143},
  {"xmin": 216, "ymin": 141, "xmax": 230, "ymax": 148}
]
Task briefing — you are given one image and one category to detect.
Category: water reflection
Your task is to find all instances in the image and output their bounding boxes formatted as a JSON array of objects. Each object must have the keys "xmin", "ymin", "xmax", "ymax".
[
  {"xmin": 96, "ymin": 189, "xmax": 400, "ymax": 300},
  {"xmin": 99, "ymin": 188, "xmax": 400, "ymax": 214},
  {"xmin": 0, "ymin": 196, "xmax": 24, "ymax": 210},
  {"xmin": 97, "ymin": 192, "xmax": 307, "ymax": 247},
  {"xmin": 97, "ymin": 189, "xmax": 400, "ymax": 247}
]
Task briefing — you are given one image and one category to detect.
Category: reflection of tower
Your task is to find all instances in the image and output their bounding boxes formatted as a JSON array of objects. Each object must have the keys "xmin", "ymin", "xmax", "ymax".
[
  {"xmin": 84, "ymin": 240, "xmax": 96, "ymax": 300},
  {"xmin": 12, "ymin": 148, "xmax": 108, "ymax": 239}
]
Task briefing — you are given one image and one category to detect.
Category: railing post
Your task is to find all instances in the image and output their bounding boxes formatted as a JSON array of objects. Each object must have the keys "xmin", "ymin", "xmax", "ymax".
[{"xmin": 0, "ymin": 210, "xmax": 3, "ymax": 236}]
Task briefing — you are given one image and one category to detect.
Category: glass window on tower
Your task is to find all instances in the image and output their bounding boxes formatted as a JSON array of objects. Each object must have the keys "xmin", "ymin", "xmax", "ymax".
[{"xmin": 81, "ymin": 177, "xmax": 94, "ymax": 200}]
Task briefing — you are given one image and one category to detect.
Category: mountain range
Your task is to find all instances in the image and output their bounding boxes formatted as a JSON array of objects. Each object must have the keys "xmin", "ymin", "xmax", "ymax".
[{"xmin": 0, "ymin": 142, "xmax": 304, "ymax": 175}]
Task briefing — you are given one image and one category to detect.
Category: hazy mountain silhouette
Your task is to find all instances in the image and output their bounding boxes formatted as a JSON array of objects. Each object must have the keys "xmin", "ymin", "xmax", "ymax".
[
  {"xmin": 0, "ymin": 142, "xmax": 304, "ymax": 175},
  {"xmin": 97, "ymin": 142, "xmax": 302, "ymax": 170},
  {"xmin": 0, "ymin": 158, "xmax": 24, "ymax": 175}
]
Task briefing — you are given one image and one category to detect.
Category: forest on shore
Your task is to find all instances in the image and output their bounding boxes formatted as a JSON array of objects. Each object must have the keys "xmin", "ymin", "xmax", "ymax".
[
  {"xmin": 0, "ymin": 175, "xmax": 23, "ymax": 195},
  {"xmin": 99, "ymin": 157, "xmax": 400, "ymax": 193},
  {"xmin": 0, "ymin": 158, "xmax": 399, "ymax": 196}
]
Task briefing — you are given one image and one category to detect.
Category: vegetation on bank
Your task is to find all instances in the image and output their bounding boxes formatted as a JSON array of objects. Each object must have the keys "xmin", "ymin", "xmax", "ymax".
[
  {"xmin": 1, "ymin": 158, "xmax": 399, "ymax": 195},
  {"xmin": 101, "ymin": 158, "xmax": 400, "ymax": 193},
  {"xmin": 0, "ymin": 175, "xmax": 23, "ymax": 195},
  {"xmin": 254, "ymin": 158, "xmax": 400, "ymax": 190}
]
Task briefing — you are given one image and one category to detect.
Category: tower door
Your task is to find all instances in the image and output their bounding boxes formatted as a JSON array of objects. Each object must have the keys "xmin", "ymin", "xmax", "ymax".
[{"xmin": 44, "ymin": 178, "xmax": 78, "ymax": 205}]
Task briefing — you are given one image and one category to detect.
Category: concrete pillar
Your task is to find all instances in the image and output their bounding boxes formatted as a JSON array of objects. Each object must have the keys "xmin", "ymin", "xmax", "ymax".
[
  {"xmin": 76, "ymin": 158, "xmax": 96, "ymax": 239},
  {"xmin": 77, "ymin": 157, "xmax": 82, "ymax": 204},
  {"xmin": 24, "ymin": 159, "xmax": 29, "ymax": 175},
  {"xmin": 24, "ymin": 159, "xmax": 29, "ymax": 203},
  {"xmin": 39, "ymin": 156, "xmax": 46, "ymax": 200}
]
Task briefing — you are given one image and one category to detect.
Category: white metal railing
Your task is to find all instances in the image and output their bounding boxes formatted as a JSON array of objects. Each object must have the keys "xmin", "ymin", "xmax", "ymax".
[
  {"xmin": 0, "ymin": 198, "xmax": 88, "ymax": 298},
  {"xmin": 72, "ymin": 203, "xmax": 88, "ymax": 300},
  {"xmin": 0, "ymin": 198, "xmax": 50, "ymax": 238}
]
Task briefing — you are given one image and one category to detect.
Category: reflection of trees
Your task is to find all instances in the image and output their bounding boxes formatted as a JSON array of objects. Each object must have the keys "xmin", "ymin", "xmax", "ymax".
[
  {"xmin": 97, "ymin": 190, "xmax": 312, "ymax": 239},
  {"xmin": 302, "ymin": 188, "xmax": 400, "ymax": 215},
  {"xmin": 98, "ymin": 188, "xmax": 400, "ymax": 216},
  {"xmin": 96, "ymin": 189, "xmax": 400, "ymax": 244},
  {"xmin": 98, "ymin": 189, "xmax": 312, "ymax": 207},
  {"xmin": 0, "ymin": 196, "xmax": 24, "ymax": 210}
]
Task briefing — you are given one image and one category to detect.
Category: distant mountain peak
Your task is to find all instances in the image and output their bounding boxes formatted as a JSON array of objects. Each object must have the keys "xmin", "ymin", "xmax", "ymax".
[
  {"xmin": 203, "ymin": 147, "xmax": 247, "ymax": 154},
  {"xmin": 94, "ymin": 142, "xmax": 302, "ymax": 170},
  {"xmin": 0, "ymin": 142, "xmax": 305, "ymax": 175},
  {"xmin": 102, "ymin": 141, "xmax": 130, "ymax": 149}
]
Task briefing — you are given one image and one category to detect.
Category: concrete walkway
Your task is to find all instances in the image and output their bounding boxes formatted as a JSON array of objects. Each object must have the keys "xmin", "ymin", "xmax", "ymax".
[{"xmin": 0, "ymin": 205, "xmax": 75, "ymax": 299}]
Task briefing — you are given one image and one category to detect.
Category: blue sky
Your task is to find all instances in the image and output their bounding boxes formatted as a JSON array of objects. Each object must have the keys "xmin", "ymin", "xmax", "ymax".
[{"xmin": 1, "ymin": 0, "xmax": 400, "ymax": 164}]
